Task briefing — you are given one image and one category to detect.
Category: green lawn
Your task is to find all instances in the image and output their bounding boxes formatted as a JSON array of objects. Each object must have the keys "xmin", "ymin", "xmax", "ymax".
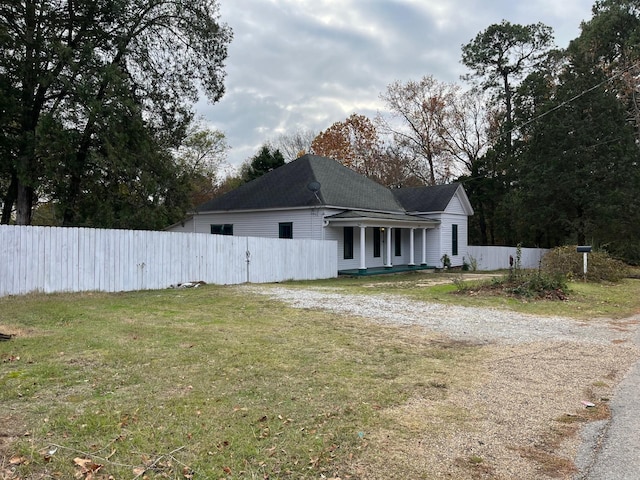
[
  {"xmin": 0, "ymin": 286, "xmax": 480, "ymax": 479},
  {"xmin": 2, "ymin": 273, "xmax": 639, "ymax": 479}
]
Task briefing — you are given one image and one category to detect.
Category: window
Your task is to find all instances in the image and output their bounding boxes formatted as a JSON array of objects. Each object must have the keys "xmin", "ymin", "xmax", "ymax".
[
  {"xmin": 279, "ymin": 222, "xmax": 293, "ymax": 239},
  {"xmin": 211, "ymin": 224, "xmax": 233, "ymax": 235},
  {"xmin": 343, "ymin": 227, "xmax": 354, "ymax": 259},
  {"xmin": 394, "ymin": 228, "xmax": 402, "ymax": 256},
  {"xmin": 452, "ymin": 224, "xmax": 459, "ymax": 256},
  {"xmin": 373, "ymin": 228, "xmax": 381, "ymax": 258}
]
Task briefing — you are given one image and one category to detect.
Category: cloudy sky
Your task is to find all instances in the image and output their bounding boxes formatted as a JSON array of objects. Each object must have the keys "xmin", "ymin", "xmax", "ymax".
[{"xmin": 197, "ymin": 0, "xmax": 597, "ymax": 170}]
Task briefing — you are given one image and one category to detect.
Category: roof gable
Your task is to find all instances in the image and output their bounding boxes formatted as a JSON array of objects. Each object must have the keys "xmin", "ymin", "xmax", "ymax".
[
  {"xmin": 393, "ymin": 183, "xmax": 474, "ymax": 215},
  {"xmin": 196, "ymin": 154, "xmax": 405, "ymax": 213}
]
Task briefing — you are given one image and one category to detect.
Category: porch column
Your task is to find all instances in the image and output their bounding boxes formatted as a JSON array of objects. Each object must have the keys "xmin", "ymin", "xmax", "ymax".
[
  {"xmin": 409, "ymin": 228, "xmax": 415, "ymax": 266},
  {"xmin": 385, "ymin": 227, "xmax": 392, "ymax": 268},
  {"xmin": 421, "ymin": 228, "xmax": 427, "ymax": 266},
  {"xmin": 359, "ymin": 225, "xmax": 366, "ymax": 271}
]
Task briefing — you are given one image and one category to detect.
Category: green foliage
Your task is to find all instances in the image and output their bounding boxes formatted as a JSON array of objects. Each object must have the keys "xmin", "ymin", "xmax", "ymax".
[
  {"xmin": 0, "ymin": 0, "xmax": 232, "ymax": 226},
  {"xmin": 176, "ymin": 125, "xmax": 229, "ymax": 209},
  {"xmin": 473, "ymin": 244, "xmax": 568, "ymax": 298},
  {"xmin": 512, "ymin": 47, "xmax": 639, "ymax": 253},
  {"xmin": 241, "ymin": 145, "xmax": 286, "ymax": 183},
  {"xmin": 461, "ymin": 20, "xmax": 555, "ymax": 152},
  {"xmin": 452, "ymin": 275, "xmax": 470, "ymax": 292},
  {"xmin": 460, "ymin": 9, "xmax": 640, "ymax": 261},
  {"xmin": 503, "ymin": 271, "xmax": 568, "ymax": 299},
  {"xmin": 541, "ymin": 245, "xmax": 631, "ymax": 282},
  {"xmin": 462, "ymin": 20, "xmax": 555, "ymax": 95}
]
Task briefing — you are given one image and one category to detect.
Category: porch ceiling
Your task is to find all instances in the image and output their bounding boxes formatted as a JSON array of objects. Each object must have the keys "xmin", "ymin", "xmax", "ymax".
[{"xmin": 324, "ymin": 210, "xmax": 439, "ymax": 229}]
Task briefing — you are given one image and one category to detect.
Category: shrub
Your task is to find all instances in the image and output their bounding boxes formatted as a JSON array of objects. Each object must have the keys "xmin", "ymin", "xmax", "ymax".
[
  {"xmin": 505, "ymin": 271, "xmax": 568, "ymax": 299},
  {"xmin": 466, "ymin": 254, "xmax": 478, "ymax": 271},
  {"xmin": 452, "ymin": 269, "xmax": 567, "ymax": 300},
  {"xmin": 462, "ymin": 257, "xmax": 471, "ymax": 271},
  {"xmin": 541, "ymin": 245, "xmax": 630, "ymax": 283},
  {"xmin": 452, "ymin": 275, "xmax": 469, "ymax": 292}
]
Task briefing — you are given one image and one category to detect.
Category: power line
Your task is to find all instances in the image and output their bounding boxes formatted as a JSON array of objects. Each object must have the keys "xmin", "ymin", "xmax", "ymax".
[{"xmin": 509, "ymin": 61, "xmax": 638, "ymax": 136}]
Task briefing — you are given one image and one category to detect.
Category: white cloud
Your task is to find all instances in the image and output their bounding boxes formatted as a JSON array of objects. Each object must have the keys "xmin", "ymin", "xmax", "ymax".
[{"xmin": 203, "ymin": 0, "xmax": 595, "ymax": 169}]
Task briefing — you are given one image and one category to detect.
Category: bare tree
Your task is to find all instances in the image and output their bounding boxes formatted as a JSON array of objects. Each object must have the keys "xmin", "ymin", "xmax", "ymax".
[
  {"xmin": 378, "ymin": 76, "xmax": 457, "ymax": 185},
  {"xmin": 439, "ymin": 88, "xmax": 490, "ymax": 176},
  {"xmin": 270, "ymin": 129, "xmax": 317, "ymax": 162}
]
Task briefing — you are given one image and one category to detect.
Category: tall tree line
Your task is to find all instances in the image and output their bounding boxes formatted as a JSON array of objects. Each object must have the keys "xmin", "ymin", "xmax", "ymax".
[
  {"xmin": 305, "ymin": 0, "xmax": 640, "ymax": 263},
  {"xmin": 0, "ymin": 0, "xmax": 232, "ymax": 229},
  {"xmin": 462, "ymin": 0, "xmax": 640, "ymax": 263}
]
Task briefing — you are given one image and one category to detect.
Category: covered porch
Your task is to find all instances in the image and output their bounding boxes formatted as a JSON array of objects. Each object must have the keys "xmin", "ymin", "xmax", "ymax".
[
  {"xmin": 325, "ymin": 210, "xmax": 440, "ymax": 273},
  {"xmin": 338, "ymin": 263, "xmax": 435, "ymax": 276}
]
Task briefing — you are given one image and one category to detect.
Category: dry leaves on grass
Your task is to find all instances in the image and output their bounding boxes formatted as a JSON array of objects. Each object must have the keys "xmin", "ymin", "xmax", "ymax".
[
  {"xmin": 73, "ymin": 457, "xmax": 104, "ymax": 479},
  {"xmin": 350, "ymin": 341, "xmax": 639, "ymax": 480}
]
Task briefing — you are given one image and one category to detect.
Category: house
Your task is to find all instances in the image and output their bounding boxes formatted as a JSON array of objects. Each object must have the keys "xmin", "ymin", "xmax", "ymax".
[{"xmin": 167, "ymin": 154, "xmax": 474, "ymax": 273}]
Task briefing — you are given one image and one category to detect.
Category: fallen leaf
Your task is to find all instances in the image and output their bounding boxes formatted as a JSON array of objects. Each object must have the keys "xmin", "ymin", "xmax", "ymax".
[
  {"xmin": 182, "ymin": 466, "xmax": 194, "ymax": 478},
  {"xmin": 132, "ymin": 466, "xmax": 146, "ymax": 476},
  {"xmin": 73, "ymin": 457, "xmax": 103, "ymax": 474},
  {"xmin": 222, "ymin": 465, "xmax": 232, "ymax": 474},
  {"xmin": 9, "ymin": 456, "xmax": 27, "ymax": 465}
]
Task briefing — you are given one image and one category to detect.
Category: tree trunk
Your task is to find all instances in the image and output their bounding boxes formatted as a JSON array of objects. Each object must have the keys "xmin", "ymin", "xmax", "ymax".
[
  {"xmin": 62, "ymin": 172, "xmax": 83, "ymax": 226},
  {"xmin": 502, "ymin": 71, "xmax": 513, "ymax": 153},
  {"xmin": 15, "ymin": 181, "xmax": 34, "ymax": 225},
  {"xmin": 477, "ymin": 202, "xmax": 488, "ymax": 245},
  {"xmin": 1, "ymin": 172, "xmax": 18, "ymax": 224}
]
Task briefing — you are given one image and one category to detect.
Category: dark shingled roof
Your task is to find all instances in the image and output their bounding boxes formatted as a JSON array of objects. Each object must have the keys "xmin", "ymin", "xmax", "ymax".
[
  {"xmin": 195, "ymin": 154, "xmax": 405, "ymax": 213},
  {"xmin": 393, "ymin": 183, "xmax": 461, "ymax": 213}
]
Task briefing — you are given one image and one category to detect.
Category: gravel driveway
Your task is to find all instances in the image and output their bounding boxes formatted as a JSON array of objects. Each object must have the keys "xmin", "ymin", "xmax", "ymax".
[
  {"xmin": 248, "ymin": 286, "xmax": 635, "ymax": 345},
  {"xmin": 243, "ymin": 284, "xmax": 640, "ymax": 479}
]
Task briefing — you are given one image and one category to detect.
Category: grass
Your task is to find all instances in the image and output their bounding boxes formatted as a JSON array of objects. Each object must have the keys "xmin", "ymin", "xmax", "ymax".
[
  {"xmin": 0, "ymin": 286, "xmax": 480, "ymax": 479},
  {"xmin": 2, "ymin": 272, "xmax": 640, "ymax": 479}
]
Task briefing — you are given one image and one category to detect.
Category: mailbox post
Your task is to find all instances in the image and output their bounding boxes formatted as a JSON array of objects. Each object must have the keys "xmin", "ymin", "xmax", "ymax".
[{"xmin": 576, "ymin": 246, "xmax": 592, "ymax": 279}]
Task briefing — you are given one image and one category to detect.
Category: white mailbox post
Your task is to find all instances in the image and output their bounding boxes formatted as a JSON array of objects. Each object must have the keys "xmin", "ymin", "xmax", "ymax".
[{"xmin": 576, "ymin": 246, "xmax": 592, "ymax": 279}]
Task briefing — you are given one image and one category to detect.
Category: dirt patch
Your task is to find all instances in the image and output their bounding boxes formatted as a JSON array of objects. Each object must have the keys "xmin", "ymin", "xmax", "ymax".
[
  {"xmin": 362, "ymin": 273, "xmax": 502, "ymax": 289},
  {"xmin": 352, "ymin": 341, "xmax": 639, "ymax": 479},
  {"xmin": 0, "ymin": 412, "xmax": 29, "ymax": 477}
]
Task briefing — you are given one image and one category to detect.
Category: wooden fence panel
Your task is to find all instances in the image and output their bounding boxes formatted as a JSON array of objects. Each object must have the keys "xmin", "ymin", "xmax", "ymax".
[{"xmin": 0, "ymin": 225, "xmax": 337, "ymax": 297}]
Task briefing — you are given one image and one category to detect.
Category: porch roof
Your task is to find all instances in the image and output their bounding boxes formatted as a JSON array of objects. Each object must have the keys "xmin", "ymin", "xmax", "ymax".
[{"xmin": 324, "ymin": 210, "xmax": 440, "ymax": 229}]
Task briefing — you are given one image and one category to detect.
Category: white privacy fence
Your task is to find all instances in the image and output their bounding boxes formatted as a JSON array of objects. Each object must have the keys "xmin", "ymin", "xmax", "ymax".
[
  {"xmin": 0, "ymin": 225, "xmax": 337, "ymax": 297},
  {"xmin": 467, "ymin": 246, "xmax": 549, "ymax": 271}
]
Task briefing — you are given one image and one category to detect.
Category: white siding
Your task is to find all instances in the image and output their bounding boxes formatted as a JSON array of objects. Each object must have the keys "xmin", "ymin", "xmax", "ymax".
[
  {"xmin": 168, "ymin": 208, "xmax": 328, "ymax": 240},
  {"xmin": 426, "ymin": 213, "xmax": 469, "ymax": 268},
  {"xmin": 426, "ymin": 226, "xmax": 443, "ymax": 266},
  {"xmin": 330, "ymin": 225, "xmax": 363, "ymax": 271},
  {"xmin": 392, "ymin": 228, "xmax": 408, "ymax": 265},
  {"xmin": 169, "ymin": 217, "xmax": 196, "ymax": 233},
  {"xmin": 365, "ymin": 228, "xmax": 387, "ymax": 268},
  {"xmin": 169, "ymin": 201, "xmax": 472, "ymax": 271},
  {"xmin": 445, "ymin": 193, "xmax": 466, "ymax": 215}
]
